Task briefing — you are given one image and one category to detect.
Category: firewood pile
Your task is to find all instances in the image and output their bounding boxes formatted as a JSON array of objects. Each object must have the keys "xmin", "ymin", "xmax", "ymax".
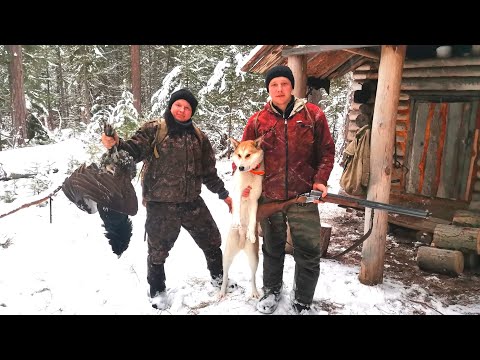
[{"xmin": 416, "ymin": 209, "xmax": 480, "ymax": 276}]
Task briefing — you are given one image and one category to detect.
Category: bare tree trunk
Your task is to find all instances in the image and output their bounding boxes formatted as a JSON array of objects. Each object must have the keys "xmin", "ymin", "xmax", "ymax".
[
  {"xmin": 130, "ymin": 45, "xmax": 141, "ymax": 116},
  {"xmin": 55, "ymin": 46, "xmax": 68, "ymax": 126},
  {"xmin": 80, "ymin": 46, "xmax": 91, "ymax": 124},
  {"xmin": 7, "ymin": 45, "xmax": 27, "ymax": 146},
  {"xmin": 146, "ymin": 45, "xmax": 152, "ymax": 105},
  {"xmin": 45, "ymin": 55, "xmax": 54, "ymax": 131},
  {"xmin": 166, "ymin": 46, "xmax": 172, "ymax": 72}
]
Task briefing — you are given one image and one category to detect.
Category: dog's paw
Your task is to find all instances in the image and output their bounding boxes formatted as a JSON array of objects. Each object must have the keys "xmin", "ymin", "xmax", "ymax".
[
  {"xmin": 251, "ymin": 289, "xmax": 260, "ymax": 299},
  {"xmin": 217, "ymin": 290, "xmax": 227, "ymax": 300}
]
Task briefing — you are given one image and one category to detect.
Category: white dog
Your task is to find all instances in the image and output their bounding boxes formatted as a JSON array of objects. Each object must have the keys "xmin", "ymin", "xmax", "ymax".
[{"xmin": 219, "ymin": 136, "xmax": 264, "ymax": 299}]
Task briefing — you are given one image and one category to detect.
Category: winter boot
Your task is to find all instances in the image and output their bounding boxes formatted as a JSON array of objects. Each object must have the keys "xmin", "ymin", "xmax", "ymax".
[
  {"xmin": 149, "ymin": 289, "xmax": 169, "ymax": 310},
  {"xmin": 256, "ymin": 287, "xmax": 282, "ymax": 314},
  {"xmin": 291, "ymin": 300, "xmax": 311, "ymax": 314},
  {"xmin": 147, "ymin": 263, "xmax": 167, "ymax": 309}
]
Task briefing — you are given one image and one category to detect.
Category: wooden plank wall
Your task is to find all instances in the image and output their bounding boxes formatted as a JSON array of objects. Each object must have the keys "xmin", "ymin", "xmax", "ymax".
[
  {"xmin": 468, "ymin": 103, "xmax": 480, "ymax": 211},
  {"xmin": 348, "ymin": 63, "xmax": 409, "ymax": 192},
  {"xmin": 392, "ymin": 93, "xmax": 410, "ymax": 191},
  {"xmin": 406, "ymin": 102, "xmax": 477, "ymax": 200},
  {"xmin": 349, "ymin": 58, "xmax": 480, "ymax": 200},
  {"xmin": 347, "ymin": 64, "xmax": 376, "ymax": 142}
]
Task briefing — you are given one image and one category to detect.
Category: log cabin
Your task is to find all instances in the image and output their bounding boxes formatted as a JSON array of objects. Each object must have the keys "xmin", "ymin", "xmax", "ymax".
[{"xmin": 241, "ymin": 45, "xmax": 480, "ymax": 284}]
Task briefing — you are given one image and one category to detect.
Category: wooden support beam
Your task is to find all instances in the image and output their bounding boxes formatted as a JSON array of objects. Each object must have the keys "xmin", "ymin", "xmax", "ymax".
[
  {"xmin": 327, "ymin": 55, "xmax": 368, "ymax": 79},
  {"xmin": 343, "ymin": 48, "xmax": 380, "ymax": 60},
  {"xmin": 288, "ymin": 55, "xmax": 307, "ymax": 98},
  {"xmin": 282, "ymin": 45, "xmax": 378, "ymax": 57},
  {"xmin": 387, "ymin": 213, "xmax": 450, "ymax": 233},
  {"xmin": 359, "ymin": 45, "xmax": 406, "ymax": 286},
  {"xmin": 356, "ymin": 64, "xmax": 376, "ymax": 71}
]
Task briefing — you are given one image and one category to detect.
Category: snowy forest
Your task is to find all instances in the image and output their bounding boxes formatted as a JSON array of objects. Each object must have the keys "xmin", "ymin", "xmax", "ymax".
[{"xmin": 0, "ymin": 45, "xmax": 351, "ymax": 159}]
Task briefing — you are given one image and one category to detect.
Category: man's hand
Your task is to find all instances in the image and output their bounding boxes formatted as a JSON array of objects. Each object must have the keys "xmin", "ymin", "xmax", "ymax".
[
  {"xmin": 312, "ymin": 183, "xmax": 328, "ymax": 203},
  {"xmin": 242, "ymin": 186, "xmax": 252, "ymax": 198},
  {"xmin": 224, "ymin": 196, "xmax": 233, "ymax": 213},
  {"xmin": 101, "ymin": 133, "xmax": 119, "ymax": 149}
]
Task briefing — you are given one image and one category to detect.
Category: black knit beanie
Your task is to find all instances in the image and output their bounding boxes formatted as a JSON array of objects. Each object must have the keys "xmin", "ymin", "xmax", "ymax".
[
  {"xmin": 265, "ymin": 65, "xmax": 295, "ymax": 91},
  {"xmin": 168, "ymin": 88, "xmax": 198, "ymax": 115}
]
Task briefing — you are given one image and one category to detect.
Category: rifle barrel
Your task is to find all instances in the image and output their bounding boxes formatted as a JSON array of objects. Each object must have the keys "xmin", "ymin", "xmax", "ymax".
[{"xmin": 314, "ymin": 191, "xmax": 430, "ymax": 219}]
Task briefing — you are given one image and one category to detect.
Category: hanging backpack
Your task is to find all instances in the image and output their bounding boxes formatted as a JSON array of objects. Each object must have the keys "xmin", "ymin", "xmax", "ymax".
[{"xmin": 340, "ymin": 125, "xmax": 371, "ymax": 196}]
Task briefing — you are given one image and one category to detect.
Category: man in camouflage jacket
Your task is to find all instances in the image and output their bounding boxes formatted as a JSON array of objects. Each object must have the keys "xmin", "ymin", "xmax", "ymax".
[{"xmin": 102, "ymin": 88, "xmax": 232, "ymax": 310}]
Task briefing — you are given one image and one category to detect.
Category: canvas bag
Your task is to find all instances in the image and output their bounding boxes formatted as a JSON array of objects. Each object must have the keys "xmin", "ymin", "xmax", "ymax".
[{"xmin": 340, "ymin": 125, "xmax": 371, "ymax": 196}]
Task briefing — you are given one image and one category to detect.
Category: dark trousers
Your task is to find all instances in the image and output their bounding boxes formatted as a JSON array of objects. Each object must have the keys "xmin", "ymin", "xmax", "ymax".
[
  {"xmin": 260, "ymin": 200, "xmax": 321, "ymax": 305},
  {"xmin": 145, "ymin": 196, "xmax": 223, "ymax": 292}
]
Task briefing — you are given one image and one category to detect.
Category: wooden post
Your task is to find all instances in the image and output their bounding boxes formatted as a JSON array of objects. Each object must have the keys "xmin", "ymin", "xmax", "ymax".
[
  {"xmin": 288, "ymin": 55, "xmax": 307, "ymax": 98},
  {"xmin": 359, "ymin": 45, "xmax": 406, "ymax": 285}
]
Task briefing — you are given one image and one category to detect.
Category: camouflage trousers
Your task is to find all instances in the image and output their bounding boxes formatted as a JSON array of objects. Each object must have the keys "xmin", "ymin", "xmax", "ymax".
[
  {"xmin": 145, "ymin": 196, "xmax": 223, "ymax": 292},
  {"xmin": 260, "ymin": 198, "xmax": 321, "ymax": 305}
]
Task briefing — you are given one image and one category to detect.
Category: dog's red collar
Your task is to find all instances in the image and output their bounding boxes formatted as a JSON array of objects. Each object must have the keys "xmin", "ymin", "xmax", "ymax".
[{"xmin": 249, "ymin": 163, "xmax": 265, "ymax": 176}]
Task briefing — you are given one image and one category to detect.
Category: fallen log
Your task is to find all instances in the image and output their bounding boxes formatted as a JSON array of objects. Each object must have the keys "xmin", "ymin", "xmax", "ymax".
[
  {"xmin": 417, "ymin": 246, "xmax": 464, "ymax": 276},
  {"xmin": 452, "ymin": 209, "xmax": 480, "ymax": 227},
  {"xmin": 433, "ymin": 224, "xmax": 480, "ymax": 254}
]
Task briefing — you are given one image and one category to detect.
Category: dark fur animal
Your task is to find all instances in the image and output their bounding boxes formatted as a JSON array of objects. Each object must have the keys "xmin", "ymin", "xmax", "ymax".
[{"xmin": 62, "ymin": 124, "xmax": 138, "ymax": 256}]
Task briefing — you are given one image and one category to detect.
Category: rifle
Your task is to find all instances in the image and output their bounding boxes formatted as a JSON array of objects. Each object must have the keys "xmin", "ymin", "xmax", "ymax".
[
  {"xmin": 306, "ymin": 190, "xmax": 431, "ymax": 218},
  {"xmin": 256, "ymin": 196, "xmax": 307, "ymax": 221},
  {"xmin": 257, "ymin": 189, "xmax": 431, "ymax": 221},
  {"xmin": 256, "ymin": 190, "xmax": 431, "ymax": 259}
]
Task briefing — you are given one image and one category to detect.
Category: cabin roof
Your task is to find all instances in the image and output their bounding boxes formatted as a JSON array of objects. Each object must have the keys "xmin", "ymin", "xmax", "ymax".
[{"xmin": 240, "ymin": 45, "xmax": 456, "ymax": 80}]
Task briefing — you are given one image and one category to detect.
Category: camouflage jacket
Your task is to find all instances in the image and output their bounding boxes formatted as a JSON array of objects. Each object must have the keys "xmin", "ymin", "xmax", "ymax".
[{"xmin": 118, "ymin": 120, "xmax": 228, "ymax": 203}]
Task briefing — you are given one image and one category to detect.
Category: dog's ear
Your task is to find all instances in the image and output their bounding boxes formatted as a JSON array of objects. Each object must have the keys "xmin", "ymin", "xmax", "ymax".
[
  {"xmin": 254, "ymin": 134, "xmax": 265, "ymax": 149},
  {"xmin": 229, "ymin": 137, "xmax": 240, "ymax": 149}
]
